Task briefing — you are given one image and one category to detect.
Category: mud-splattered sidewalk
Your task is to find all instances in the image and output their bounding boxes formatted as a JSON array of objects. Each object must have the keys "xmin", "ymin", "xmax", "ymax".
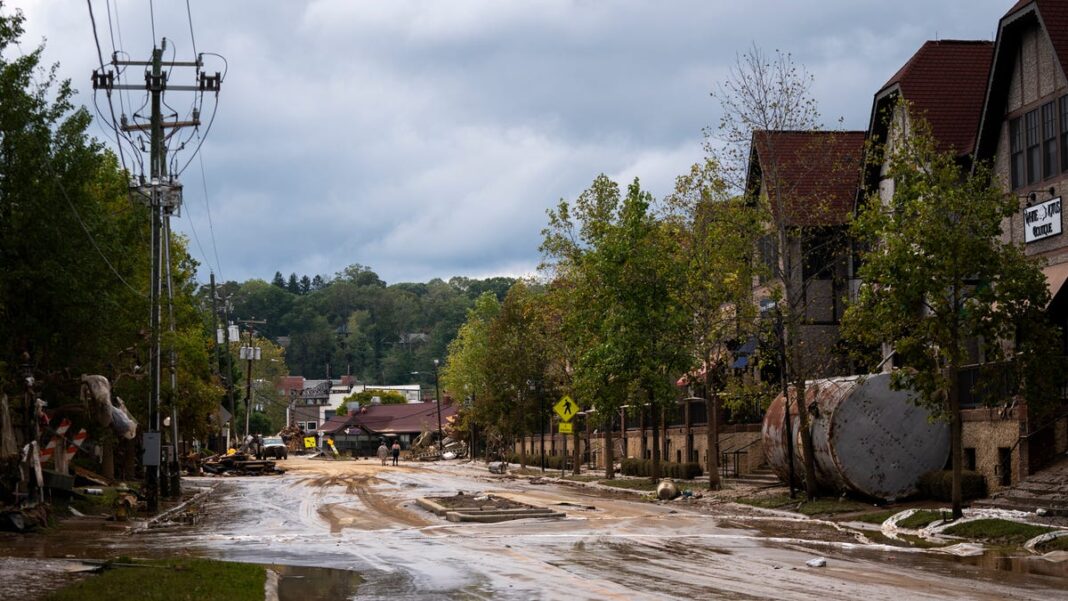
[{"xmin": 2, "ymin": 458, "xmax": 1066, "ymax": 600}]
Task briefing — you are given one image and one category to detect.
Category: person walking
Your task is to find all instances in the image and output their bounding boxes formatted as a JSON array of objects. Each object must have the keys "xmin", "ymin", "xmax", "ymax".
[
  {"xmin": 377, "ymin": 441, "xmax": 389, "ymax": 466},
  {"xmin": 391, "ymin": 440, "xmax": 401, "ymax": 466}
]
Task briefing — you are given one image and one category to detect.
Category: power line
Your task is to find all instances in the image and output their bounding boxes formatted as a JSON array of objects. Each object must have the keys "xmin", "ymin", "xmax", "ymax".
[
  {"xmin": 197, "ymin": 138, "xmax": 224, "ymax": 281},
  {"xmin": 186, "ymin": 0, "xmax": 198, "ymax": 58},
  {"xmin": 149, "ymin": 0, "xmax": 157, "ymax": 47},
  {"xmin": 85, "ymin": 0, "xmax": 129, "ymax": 174}
]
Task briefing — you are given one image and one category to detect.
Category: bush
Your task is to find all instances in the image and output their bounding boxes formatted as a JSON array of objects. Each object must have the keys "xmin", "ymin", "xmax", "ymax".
[
  {"xmin": 918, "ymin": 470, "xmax": 987, "ymax": 501},
  {"xmin": 620, "ymin": 458, "xmax": 703, "ymax": 479},
  {"xmin": 505, "ymin": 453, "xmax": 570, "ymax": 470}
]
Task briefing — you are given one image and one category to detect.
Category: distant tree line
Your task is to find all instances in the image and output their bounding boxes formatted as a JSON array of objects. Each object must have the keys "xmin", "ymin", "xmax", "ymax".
[{"xmin": 210, "ymin": 264, "xmax": 515, "ymax": 385}]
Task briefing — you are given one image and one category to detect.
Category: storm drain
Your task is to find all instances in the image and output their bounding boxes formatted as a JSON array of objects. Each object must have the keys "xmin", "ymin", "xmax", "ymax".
[{"xmin": 417, "ymin": 493, "xmax": 565, "ymax": 523}]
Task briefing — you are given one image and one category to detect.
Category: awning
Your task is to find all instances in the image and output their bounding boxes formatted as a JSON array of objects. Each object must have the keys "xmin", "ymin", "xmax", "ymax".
[{"xmin": 1042, "ymin": 262, "xmax": 1068, "ymax": 308}]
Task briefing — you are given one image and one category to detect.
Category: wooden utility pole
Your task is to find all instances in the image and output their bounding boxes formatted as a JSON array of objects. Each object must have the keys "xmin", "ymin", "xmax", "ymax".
[{"xmin": 93, "ymin": 39, "xmax": 222, "ymax": 512}]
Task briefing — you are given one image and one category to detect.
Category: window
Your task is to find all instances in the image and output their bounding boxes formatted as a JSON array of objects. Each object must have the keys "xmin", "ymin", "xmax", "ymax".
[
  {"xmin": 1011, "ymin": 117, "xmax": 1025, "ymax": 189},
  {"xmin": 964, "ymin": 448, "xmax": 977, "ymax": 472},
  {"xmin": 1060, "ymin": 95, "xmax": 1068, "ymax": 173},
  {"xmin": 1043, "ymin": 101, "xmax": 1057, "ymax": 180},
  {"xmin": 1026, "ymin": 109, "xmax": 1040, "ymax": 185},
  {"xmin": 305, "ymin": 421, "xmax": 317, "ymax": 431}
]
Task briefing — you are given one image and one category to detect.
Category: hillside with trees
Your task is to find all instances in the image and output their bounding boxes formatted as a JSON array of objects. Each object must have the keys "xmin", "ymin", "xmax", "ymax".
[{"xmin": 211, "ymin": 266, "xmax": 515, "ymax": 384}]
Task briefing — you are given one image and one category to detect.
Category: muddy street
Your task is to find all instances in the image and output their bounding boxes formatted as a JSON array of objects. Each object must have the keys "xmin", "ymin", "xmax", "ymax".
[{"xmin": 5, "ymin": 458, "xmax": 1067, "ymax": 600}]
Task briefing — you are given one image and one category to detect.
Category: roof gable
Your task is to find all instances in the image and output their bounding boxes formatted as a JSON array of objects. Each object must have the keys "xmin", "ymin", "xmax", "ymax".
[
  {"xmin": 747, "ymin": 130, "xmax": 865, "ymax": 227},
  {"xmin": 876, "ymin": 40, "xmax": 994, "ymax": 156},
  {"xmin": 976, "ymin": 0, "xmax": 1068, "ymax": 161}
]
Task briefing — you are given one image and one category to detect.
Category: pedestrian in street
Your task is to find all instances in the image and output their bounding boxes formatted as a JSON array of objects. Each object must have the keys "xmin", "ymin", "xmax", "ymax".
[
  {"xmin": 377, "ymin": 441, "xmax": 389, "ymax": 466},
  {"xmin": 391, "ymin": 440, "xmax": 401, "ymax": 466}
]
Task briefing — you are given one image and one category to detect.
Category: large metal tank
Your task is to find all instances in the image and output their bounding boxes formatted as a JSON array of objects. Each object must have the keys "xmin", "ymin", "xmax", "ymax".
[{"xmin": 761, "ymin": 373, "xmax": 949, "ymax": 501}]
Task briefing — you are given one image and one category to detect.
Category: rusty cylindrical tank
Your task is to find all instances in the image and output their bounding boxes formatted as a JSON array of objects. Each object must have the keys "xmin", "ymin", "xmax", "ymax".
[{"xmin": 761, "ymin": 373, "xmax": 949, "ymax": 501}]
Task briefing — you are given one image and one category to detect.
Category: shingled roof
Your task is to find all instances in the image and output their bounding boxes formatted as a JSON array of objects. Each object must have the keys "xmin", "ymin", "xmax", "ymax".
[
  {"xmin": 875, "ymin": 40, "xmax": 994, "ymax": 156},
  {"xmin": 747, "ymin": 130, "xmax": 865, "ymax": 227},
  {"xmin": 324, "ymin": 401, "xmax": 459, "ymax": 436},
  {"xmin": 977, "ymin": 0, "xmax": 1068, "ymax": 161}
]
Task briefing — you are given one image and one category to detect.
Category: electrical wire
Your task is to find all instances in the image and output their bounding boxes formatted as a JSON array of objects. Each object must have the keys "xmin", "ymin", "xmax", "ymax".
[
  {"xmin": 149, "ymin": 0, "xmax": 157, "ymax": 48},
  {"xmin": 85, "ymin": 0, "xmax": 129, "ymax": 174},
  {"xmin": 198, "ymin": 140, "xmax": 224, "ymax": 281},
  {"xmin": 186, "ymin": 0, "xmax": 198, "ymax": 59}
]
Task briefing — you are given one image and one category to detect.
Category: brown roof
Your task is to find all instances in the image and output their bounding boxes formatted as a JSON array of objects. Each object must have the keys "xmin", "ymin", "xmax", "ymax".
[
  {"xmin": 342, "ymin": 402, "xmax": 459, "ymax": 435},
  {"xmin": 748, "ymin": 130, "xmax": 865, "ymax": 227},
  {"xmin": 977, "ymin": 0, "xmax": 1068, "ymax": 160},
  {"xmin": 878, "ymin": 40, "xmax": 994, "ymax": 155}
]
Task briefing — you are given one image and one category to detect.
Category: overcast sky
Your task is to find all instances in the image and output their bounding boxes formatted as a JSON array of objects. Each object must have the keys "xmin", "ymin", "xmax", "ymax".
[{"xmin": 12, "ymin": 0, "xmax": 1011, "ymax": 285}]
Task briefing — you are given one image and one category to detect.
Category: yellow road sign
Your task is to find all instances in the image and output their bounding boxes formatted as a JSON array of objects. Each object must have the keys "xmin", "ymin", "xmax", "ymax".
[
  {"xmin": 553, "ymin": 395, "xmax": 577, "ymax": 422},
  {"xmin": 559, "ymin": 422, "xmax": 573, "ymax": 434},
  {"xmin": 303, "ymin": 436, "xmax": 317, "ymax": 449}
]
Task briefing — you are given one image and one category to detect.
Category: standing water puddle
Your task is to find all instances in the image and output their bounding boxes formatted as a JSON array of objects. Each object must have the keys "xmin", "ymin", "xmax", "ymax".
[{"xmin": 270, "ymin": 564, "xmax": 363, "ymax": 600}]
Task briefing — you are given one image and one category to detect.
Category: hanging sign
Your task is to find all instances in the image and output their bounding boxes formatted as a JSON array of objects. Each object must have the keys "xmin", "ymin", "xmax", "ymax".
[
  {"xmin": 559, "ymin": 422, "xmax": 573, "ymax": 434},
  {"xmin": 1025, "ymin": 197, "xmax": 1062, "ymax": 243}
]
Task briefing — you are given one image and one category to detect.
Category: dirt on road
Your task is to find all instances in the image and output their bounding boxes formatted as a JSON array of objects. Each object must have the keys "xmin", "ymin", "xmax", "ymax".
[{"xmin": 3, "ymin": 457, "xmax": 1066, "ymax": 600}]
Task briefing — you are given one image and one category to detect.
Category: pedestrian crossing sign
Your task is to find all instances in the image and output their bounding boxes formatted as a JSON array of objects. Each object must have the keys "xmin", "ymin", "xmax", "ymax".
[{"xmin": 553, "ymin": 395, "xmax": 577, "ymax": 422}]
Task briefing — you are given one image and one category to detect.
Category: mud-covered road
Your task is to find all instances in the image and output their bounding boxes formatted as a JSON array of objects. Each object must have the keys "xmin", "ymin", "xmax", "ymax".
[{"xmin": 4, "ymin": 458, "xmax": 1067, "ymax": 600}]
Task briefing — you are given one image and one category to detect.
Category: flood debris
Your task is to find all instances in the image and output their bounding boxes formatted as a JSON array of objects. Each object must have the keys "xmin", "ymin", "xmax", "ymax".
[
  {"xmin": 408, "ymin": 431, "xmax": 468, "ymax": 461},
  {"xmin": 657, "ymin": 479, "xmax": 680, "ymax": 500},
  {"xmin": 805, "ymin": 557, "xmax": 827, "ymax": 568},
  {"xmin": 197, "ymin": 452, "xmax": 285, "ymax": 476},
  {"xmin": 488, "ymin": 461, "xmax": 508, "ymax": 474}
]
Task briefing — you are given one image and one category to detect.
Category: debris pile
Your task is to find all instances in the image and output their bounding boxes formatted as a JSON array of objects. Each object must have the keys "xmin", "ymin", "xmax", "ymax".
[
  {"xmin": 198, "ymin": 452, "xmax": 284, "ymax": 476},
  {"xmin": 409, "ymin": 430, "xmax": 468, "ymax": 461}
]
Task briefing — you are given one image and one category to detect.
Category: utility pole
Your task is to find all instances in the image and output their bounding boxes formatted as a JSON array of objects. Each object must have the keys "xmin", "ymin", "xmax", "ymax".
[
  {"xmin": 239, "ymin": 319, "xmax": 266, "ymax": 439},
  {"xmin": 433, "ymin": 359, "xmax": 443, "ymax": 453},
  {"xmin": 775, "ymin": 308, "xmax": 797, "ymax": 499},
  {"xmin": 93, "ymin": 38, "xmax": 223, "ymax": 512}
]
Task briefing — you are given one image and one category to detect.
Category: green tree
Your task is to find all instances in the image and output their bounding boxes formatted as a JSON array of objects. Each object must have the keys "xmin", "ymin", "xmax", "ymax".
[
  {"xmin": 287, "ymin": 273, "xmax": 300, "ymax": 294},
  {"xmin": 663, "ymin": 160, "xmax": 763, "ymax": 488},
  {"xmin": 272, "ymin": 271, "xmax": 286, "ymax": 289},
  {"xmin": 543, "ymin": 176, "xmax": 691, "ymax": 479},
  {"xmin": 842, "ymin": 116, "xmax": 1057, "ymax": 518}
]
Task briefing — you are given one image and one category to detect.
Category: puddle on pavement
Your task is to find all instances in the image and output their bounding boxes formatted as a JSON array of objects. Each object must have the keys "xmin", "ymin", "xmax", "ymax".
[{"xmin": 270, "ymin": 564, "xmax": 363, "ymax": 600}]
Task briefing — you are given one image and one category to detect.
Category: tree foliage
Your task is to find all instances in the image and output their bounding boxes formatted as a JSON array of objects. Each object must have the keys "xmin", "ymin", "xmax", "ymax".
[{"xmin": 843, "ymin": 113, "xmax": 1059, "ymax": 517}]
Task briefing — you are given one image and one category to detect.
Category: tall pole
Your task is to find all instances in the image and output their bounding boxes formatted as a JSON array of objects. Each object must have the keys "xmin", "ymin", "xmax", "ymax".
[
  {"xmin": 144, "ymin": 44, "xmax": 164, "ymax": 513},
  {"xmin": 163, "ymin": 215, "xmax": 181, "ymax": 498},
  {"xmin": 244, "ymin": 328, "xmax": 254, "ymax": 439},
  {"xmin": 223, "ymin": 301, "xmax": 235, "ymax": 441},
  {"xmin": 776, "ymin": 308, "xmax": 797, "ymax": 499},
  {"xmin": 539, "ymin": 384, "xmax": 545, "ymax": 472},
  {"xmin": 433, "ymin": 359, "xmax": 443, "ymax": 453}
]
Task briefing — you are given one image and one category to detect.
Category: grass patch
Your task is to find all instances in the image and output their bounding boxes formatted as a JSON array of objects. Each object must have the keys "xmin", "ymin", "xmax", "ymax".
[
  {"xmin": 598, "ymin": 479, "xmax": 658, "ymax": 491},
  {"xmin": 1037, "ymin": 535, "xmax": 1068, "ymax": 552},
  {"xmin": 852, "ymin": 509, "xmax": 899, "ymax": 524},
  {"xmin": 736, "ymin": 494, "xmax": 871, "ymax": 515},
  {"xmin": 942, "ymin": 519, "xmax": 1055, "ymax": 545},
  {"xmin": 897, "ymin": 510, "xmax": 944, "ymax": 530},
  {"xmin": 795, "ymin": 498, "xmax": 872, "ymax": 516},
  {"xmin": 45, "ymin": 558, "xmax": 265, "ymax": 601},
  {"xmin": 597, "ymin": 479, "xmax": 712, "ymax": 492},
  {"xmin": 737, "ymin": 493, "xmax": 793, "ymax": 509},
  {"xmin": 561, "ymin": 475, "xmax": 601, "ymax": 483}
]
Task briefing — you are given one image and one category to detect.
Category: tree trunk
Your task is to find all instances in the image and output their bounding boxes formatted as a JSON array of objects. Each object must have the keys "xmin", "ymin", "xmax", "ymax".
[
  {"xmin": 948, "ymin": 362, "xmax": 963, "ymax": 519},
  {"xmin": 572, "ymin": 419, "xmax": 581, "ymax": 475},
  {"xmin": 650, "ymin": 401, "xmax": 661, "ymax": 481},
  {"xmin": 705, "ymin": 371, "xmax": 721, "ymax": 489},
  {"xmin": 639, "ymin": 406, "xmax": 647, "ymax": 460},
  {"xmin": 604, "ymin": 425, "xmax": 615, "ymax": 479},
  {"xmin": 660, "ymin": 407, "xmax": 668, "ymax": 465},
  {"xmin": 794, "ymin": 377, "xmax": 818, "ymax": 500},
  {"xmin": 520, "ymin": 436, "xmax": 527, "ymax": 469}
]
